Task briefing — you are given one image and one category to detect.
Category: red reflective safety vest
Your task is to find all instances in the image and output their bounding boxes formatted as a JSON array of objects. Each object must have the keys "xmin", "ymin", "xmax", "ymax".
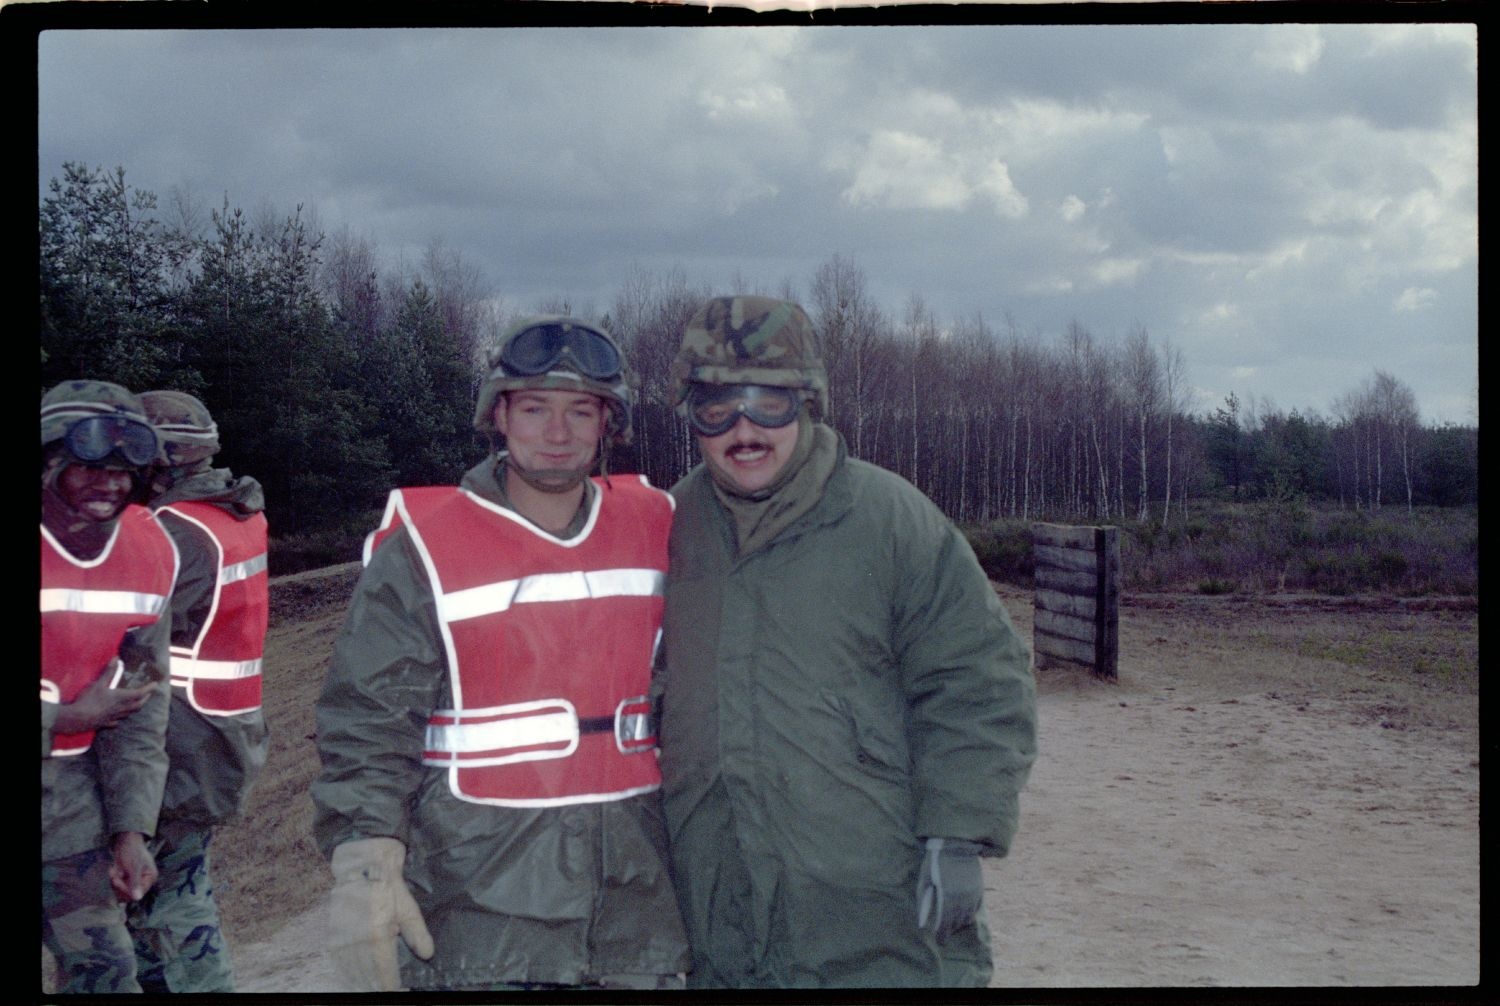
[
  {"xmin": 41, "ymin": 506, "xmax": 179, "ymax": 756},
  {"xmin": 366, "ymin": 476, "xmax": 672, "ymax": 807},
  {"xmin": 155, "ymin": 502, "xmax": 269, "ymax": 716}
]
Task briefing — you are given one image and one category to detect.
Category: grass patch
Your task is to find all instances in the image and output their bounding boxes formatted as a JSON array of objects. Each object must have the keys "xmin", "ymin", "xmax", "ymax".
[
  {"xmin": 1294, "ymin": 614, "xmax": 1478, "ymax": 690},
  {"xmin": 1296, "ymin": 637, "xmax": 1369, "ymax": 664}
]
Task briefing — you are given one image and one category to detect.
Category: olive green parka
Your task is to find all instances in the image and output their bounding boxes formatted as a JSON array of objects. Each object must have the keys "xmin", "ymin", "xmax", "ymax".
[
  {"xmin": 657, "ymin": 433, "xmax": 1037, "ymax": 988},
  {"xmin": 150, "ymin": 468, "xmax": 269, "ymax": 842},
  {"xmin": 311, "ymin": 458, "xmax": 690, "ymax": 989}
]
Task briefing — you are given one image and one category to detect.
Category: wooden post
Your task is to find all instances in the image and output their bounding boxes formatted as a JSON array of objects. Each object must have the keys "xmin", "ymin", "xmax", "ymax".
[{"xmin": 1032, "ymin": 523, "xmax": 1119, "ymax": 680}]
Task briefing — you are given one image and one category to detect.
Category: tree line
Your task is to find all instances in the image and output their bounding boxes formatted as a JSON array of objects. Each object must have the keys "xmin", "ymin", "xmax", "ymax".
[{"xmin": 39, "ymin": 164, "xmax": 1478, "ymax": 548}]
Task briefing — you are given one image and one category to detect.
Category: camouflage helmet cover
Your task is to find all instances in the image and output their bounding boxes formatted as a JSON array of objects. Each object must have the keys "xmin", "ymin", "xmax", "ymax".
[
  {"xmin": 40, "ymin": 379, "xmax": 154, "ymax": 456},
  {"xmin": 473, "ymin": 316, "xmax": 635, "ymax": 446},
  {"xmin": 671, "ymin": 296, "xmax": 828, "ymax": 417},
  {"xmin": 140, "ymin": 390, "xmax": 219, "ymax": 466}
]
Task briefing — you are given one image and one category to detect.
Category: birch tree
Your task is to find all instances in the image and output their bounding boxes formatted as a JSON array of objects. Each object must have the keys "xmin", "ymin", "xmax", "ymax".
[
  {"xmin": 1160, "ymin": 336, "xmax": 1187, "ymax": 527},
  {"xmin": 1122, "ymin": 324, "xmax": 1161, "ymax": 520}
]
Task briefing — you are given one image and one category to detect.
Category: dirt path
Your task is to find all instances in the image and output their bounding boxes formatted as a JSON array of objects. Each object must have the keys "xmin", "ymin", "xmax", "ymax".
[
  {"xmin": 231, "ymin": 699, "xmax": 1479, "ymax": 989},
  {"xmin": 224, "ymin": 588, "xmax": 1478, "ymax": 991},
  {"xmin": 52, "ymin": 576, "xmax": 1474, "ymax": 993},
  {"xmin": 989, "ymin": 655, "xmax": 1478, "ymax": 986},
  {"xmin": 230, "ymin": 896, "xmax": 338, "ymax": 992}
]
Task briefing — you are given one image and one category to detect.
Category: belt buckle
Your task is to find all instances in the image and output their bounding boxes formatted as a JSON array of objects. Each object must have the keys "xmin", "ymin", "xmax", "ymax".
[{"xmin": 614, "ymin": 695, "xmax": 656, "ymax": 755}]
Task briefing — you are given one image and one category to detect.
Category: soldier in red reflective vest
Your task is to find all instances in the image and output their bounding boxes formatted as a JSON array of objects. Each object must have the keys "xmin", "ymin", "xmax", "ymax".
[
  {"xmin": 41, "ymin": 380, "xmax": 177, "ymax": 994},
  {"xmin": 313, "ymin": 317, "xmax": 689, "ymax": 991},
  {"xmin": 126, "ymin": 390, "xmax": 270, "ymax": 993}
]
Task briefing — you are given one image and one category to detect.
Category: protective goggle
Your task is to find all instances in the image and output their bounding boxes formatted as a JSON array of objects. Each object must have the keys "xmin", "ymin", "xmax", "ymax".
[
  {"xmin": 64, "ymin": 415, "xmax": 159, "ymax": 467},
  {"xmin": 686, "ymin": 384, "xmax": 801, "ymax": 437},
  {"xmin": 500, "ymin": 322, "xmax": 622, "ymax": 381}
]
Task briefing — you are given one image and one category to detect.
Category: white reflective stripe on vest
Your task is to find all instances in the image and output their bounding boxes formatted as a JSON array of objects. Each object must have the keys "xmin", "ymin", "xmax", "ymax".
[
  {"xmin": 169, "ymin": 656, "xmax": 264, "ymax": 680},
  {"xmin": 425, "ymin": 699, "xmax": 579, "ymax": 758},
  {"xmin": 219, "ymin": 552, "xmax": 268, "ymax": 585},
  {"xmin": 39, "ymin": 587, "xmax": 169, "ymax": 616},
  {"xmin": 438, "ymin": 568, "xmax": 664, "ymax": 624}
]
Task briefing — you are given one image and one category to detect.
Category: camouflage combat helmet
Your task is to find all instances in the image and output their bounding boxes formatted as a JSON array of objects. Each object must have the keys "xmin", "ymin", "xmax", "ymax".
[
  {"xmin": 140, "ymin": 390, "xmax": 220, "ymax": 467},
  {"xmin": 671, "ymin": 296, "xmax": 828, "ymax": 418},
  {"xmin": 40, "ymin": 379, "xmax": 154, "ymax": 456},
  {"xmin": 474, "ymin": 316, "xmax": 635, "ymax": 446}
]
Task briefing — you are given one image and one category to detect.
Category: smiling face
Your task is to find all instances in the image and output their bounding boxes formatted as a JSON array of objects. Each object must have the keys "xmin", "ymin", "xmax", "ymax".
[
  {"xmin": 54, "ymin": 462, "xmax": 135, "ymax": 524},
  {"xmin": 697, "ymin": 411, "xmax": 802, "ymax": 495},
  {"xmin": 494, "ymin": 388, "xmax": 606, "ymax": 482}
]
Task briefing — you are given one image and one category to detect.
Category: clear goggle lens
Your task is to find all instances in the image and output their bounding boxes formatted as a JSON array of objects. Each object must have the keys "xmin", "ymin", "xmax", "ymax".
[
  {"xmin": 64, "ymin": 415, "xmax": 158, "ymax": 467},
  {"xmin": 687, "ymin": 384, "xmax": 801, "ymax": 437},
  {"xmin": 500, "ymin": 323, "xmax": 622, "ymax": 381}
]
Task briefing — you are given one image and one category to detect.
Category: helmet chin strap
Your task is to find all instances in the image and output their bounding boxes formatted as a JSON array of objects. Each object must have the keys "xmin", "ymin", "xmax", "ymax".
[
  {"xmin": 504, "ymin": 453, "xmax": 591, "ymax": 494},
  {"xmin": 596, "ymin": 434, "xmax": 614, "ymax": 487},
  {"xmin": 499, "ymin": 419, "xmax": 618, "ymax": 495},
  {"xmin": 41, "ymin": 453, "xmax": 69, "ymax": 496}
]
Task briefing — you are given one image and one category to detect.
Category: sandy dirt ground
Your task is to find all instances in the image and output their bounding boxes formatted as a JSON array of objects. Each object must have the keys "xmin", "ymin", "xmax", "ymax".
[
  {"xmin": 989, "ymin": 599, "xmax": 1479, "ymax": 987},
  {"xmin": 46, "ymin": 580, "xmax": 1479, "ymax": 993},
  {"xmin": 230, "ymin": 587, "xmax": 1478, "ymax": 992}
]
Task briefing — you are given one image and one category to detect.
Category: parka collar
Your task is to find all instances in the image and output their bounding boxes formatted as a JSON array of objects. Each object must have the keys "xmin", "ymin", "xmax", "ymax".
[
  {"xmin": 700, "ymin": 429, "xmax": 853, "ymax": 565},
  {"xmin": 152, "ymin": 467, "xmax": 265, "ymax": 518}
]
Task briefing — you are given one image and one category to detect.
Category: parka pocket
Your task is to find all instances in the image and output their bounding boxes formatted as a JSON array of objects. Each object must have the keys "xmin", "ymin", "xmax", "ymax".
[
  {"xmin": 821, "ymin": 690, "xmax": 909, "ymax": 781},
  {"xmin": 801, "ymin": 691, "xmax": 917, "ymax": 882}
]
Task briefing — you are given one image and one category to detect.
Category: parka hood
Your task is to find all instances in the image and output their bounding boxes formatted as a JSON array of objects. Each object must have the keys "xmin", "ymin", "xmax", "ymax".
[{"xmin": 154, "ymin": 467, "xmax": 265, "ymax": 518}]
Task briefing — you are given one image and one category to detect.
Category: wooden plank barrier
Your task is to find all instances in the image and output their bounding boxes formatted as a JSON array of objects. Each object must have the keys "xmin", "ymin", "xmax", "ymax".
[{"xmin": 1031, "ymin": 523, "xmax": 1119, "ymax": 680}]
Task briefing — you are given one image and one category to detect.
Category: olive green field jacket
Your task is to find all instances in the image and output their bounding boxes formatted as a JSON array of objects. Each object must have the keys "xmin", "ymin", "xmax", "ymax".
[
  {"xmin": 657, "ymin": 443, "xmax": 1037, "ymax": 987},
  {"xmin": 311, "ymin": 458, "xmax": 690, "ymax": 989}
]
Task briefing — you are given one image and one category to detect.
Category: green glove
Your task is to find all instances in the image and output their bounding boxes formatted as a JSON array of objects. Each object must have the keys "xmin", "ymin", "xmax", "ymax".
[{"xmin": 915, "ymin": 837, "xmax": 984, "ymax": 942}]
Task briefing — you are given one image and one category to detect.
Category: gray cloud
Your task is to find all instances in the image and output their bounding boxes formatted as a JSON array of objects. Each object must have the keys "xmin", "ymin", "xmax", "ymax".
[{"xmin": 37, "ymin": 22, "xmax": 1477, "ymax": 424}]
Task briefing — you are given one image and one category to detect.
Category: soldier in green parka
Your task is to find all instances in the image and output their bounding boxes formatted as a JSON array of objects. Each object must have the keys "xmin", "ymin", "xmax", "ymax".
[
  {"xmin": 656, "ymin": 296, "xmax": 1038, "ymax": 988},
  {"xmin": 312, "ymin": 317, "xmax": 689, "ymax": 991},
  {"xmin": 128, "ymin": 390, "xmax": 270, "ymax": 993},
  {"xmin": 41, "ymin": 380, "xmax": 176, "ymax": 994}
]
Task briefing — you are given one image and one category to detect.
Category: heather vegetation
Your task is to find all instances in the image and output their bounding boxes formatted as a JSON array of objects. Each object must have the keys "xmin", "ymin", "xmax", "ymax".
[
  {"xmin": 965, "ymin": 503, "xmax": 1478, "ymax": 597},
  {"xmin": 39, "ymin": 164, "xmax": 1479, "ymax": 585}
]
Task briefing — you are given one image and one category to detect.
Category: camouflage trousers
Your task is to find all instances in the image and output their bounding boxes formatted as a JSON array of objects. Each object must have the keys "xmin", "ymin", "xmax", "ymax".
[
  {"xmin": 126, "ymin": 827, "xmax": 235, "ymax": 993},
  {"xmin": 41, "ymin": 847, "xmax": 141, "ymax": 994}
]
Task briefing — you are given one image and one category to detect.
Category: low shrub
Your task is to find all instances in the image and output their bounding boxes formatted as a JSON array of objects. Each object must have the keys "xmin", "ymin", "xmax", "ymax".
[
  {"xmin": 963, "ymin": 522, "xmax": 1034, "ymax": 582},
  {"xmin": 1301, "ymin": 551, "xmax": 1373, "ymax": 595},
  {"xmin": 962, "ymin": 504, "xmax": 1475, "ymax": 596},
  {"xmin": 1371, "ymin": 550, "xmax": 1410, "ymax": 584}
]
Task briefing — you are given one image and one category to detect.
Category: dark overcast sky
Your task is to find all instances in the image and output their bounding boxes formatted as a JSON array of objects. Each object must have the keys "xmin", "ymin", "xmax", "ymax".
[{"xmin": 30, "ymin": 13, "xmax": 1478, "ymax": 423}]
